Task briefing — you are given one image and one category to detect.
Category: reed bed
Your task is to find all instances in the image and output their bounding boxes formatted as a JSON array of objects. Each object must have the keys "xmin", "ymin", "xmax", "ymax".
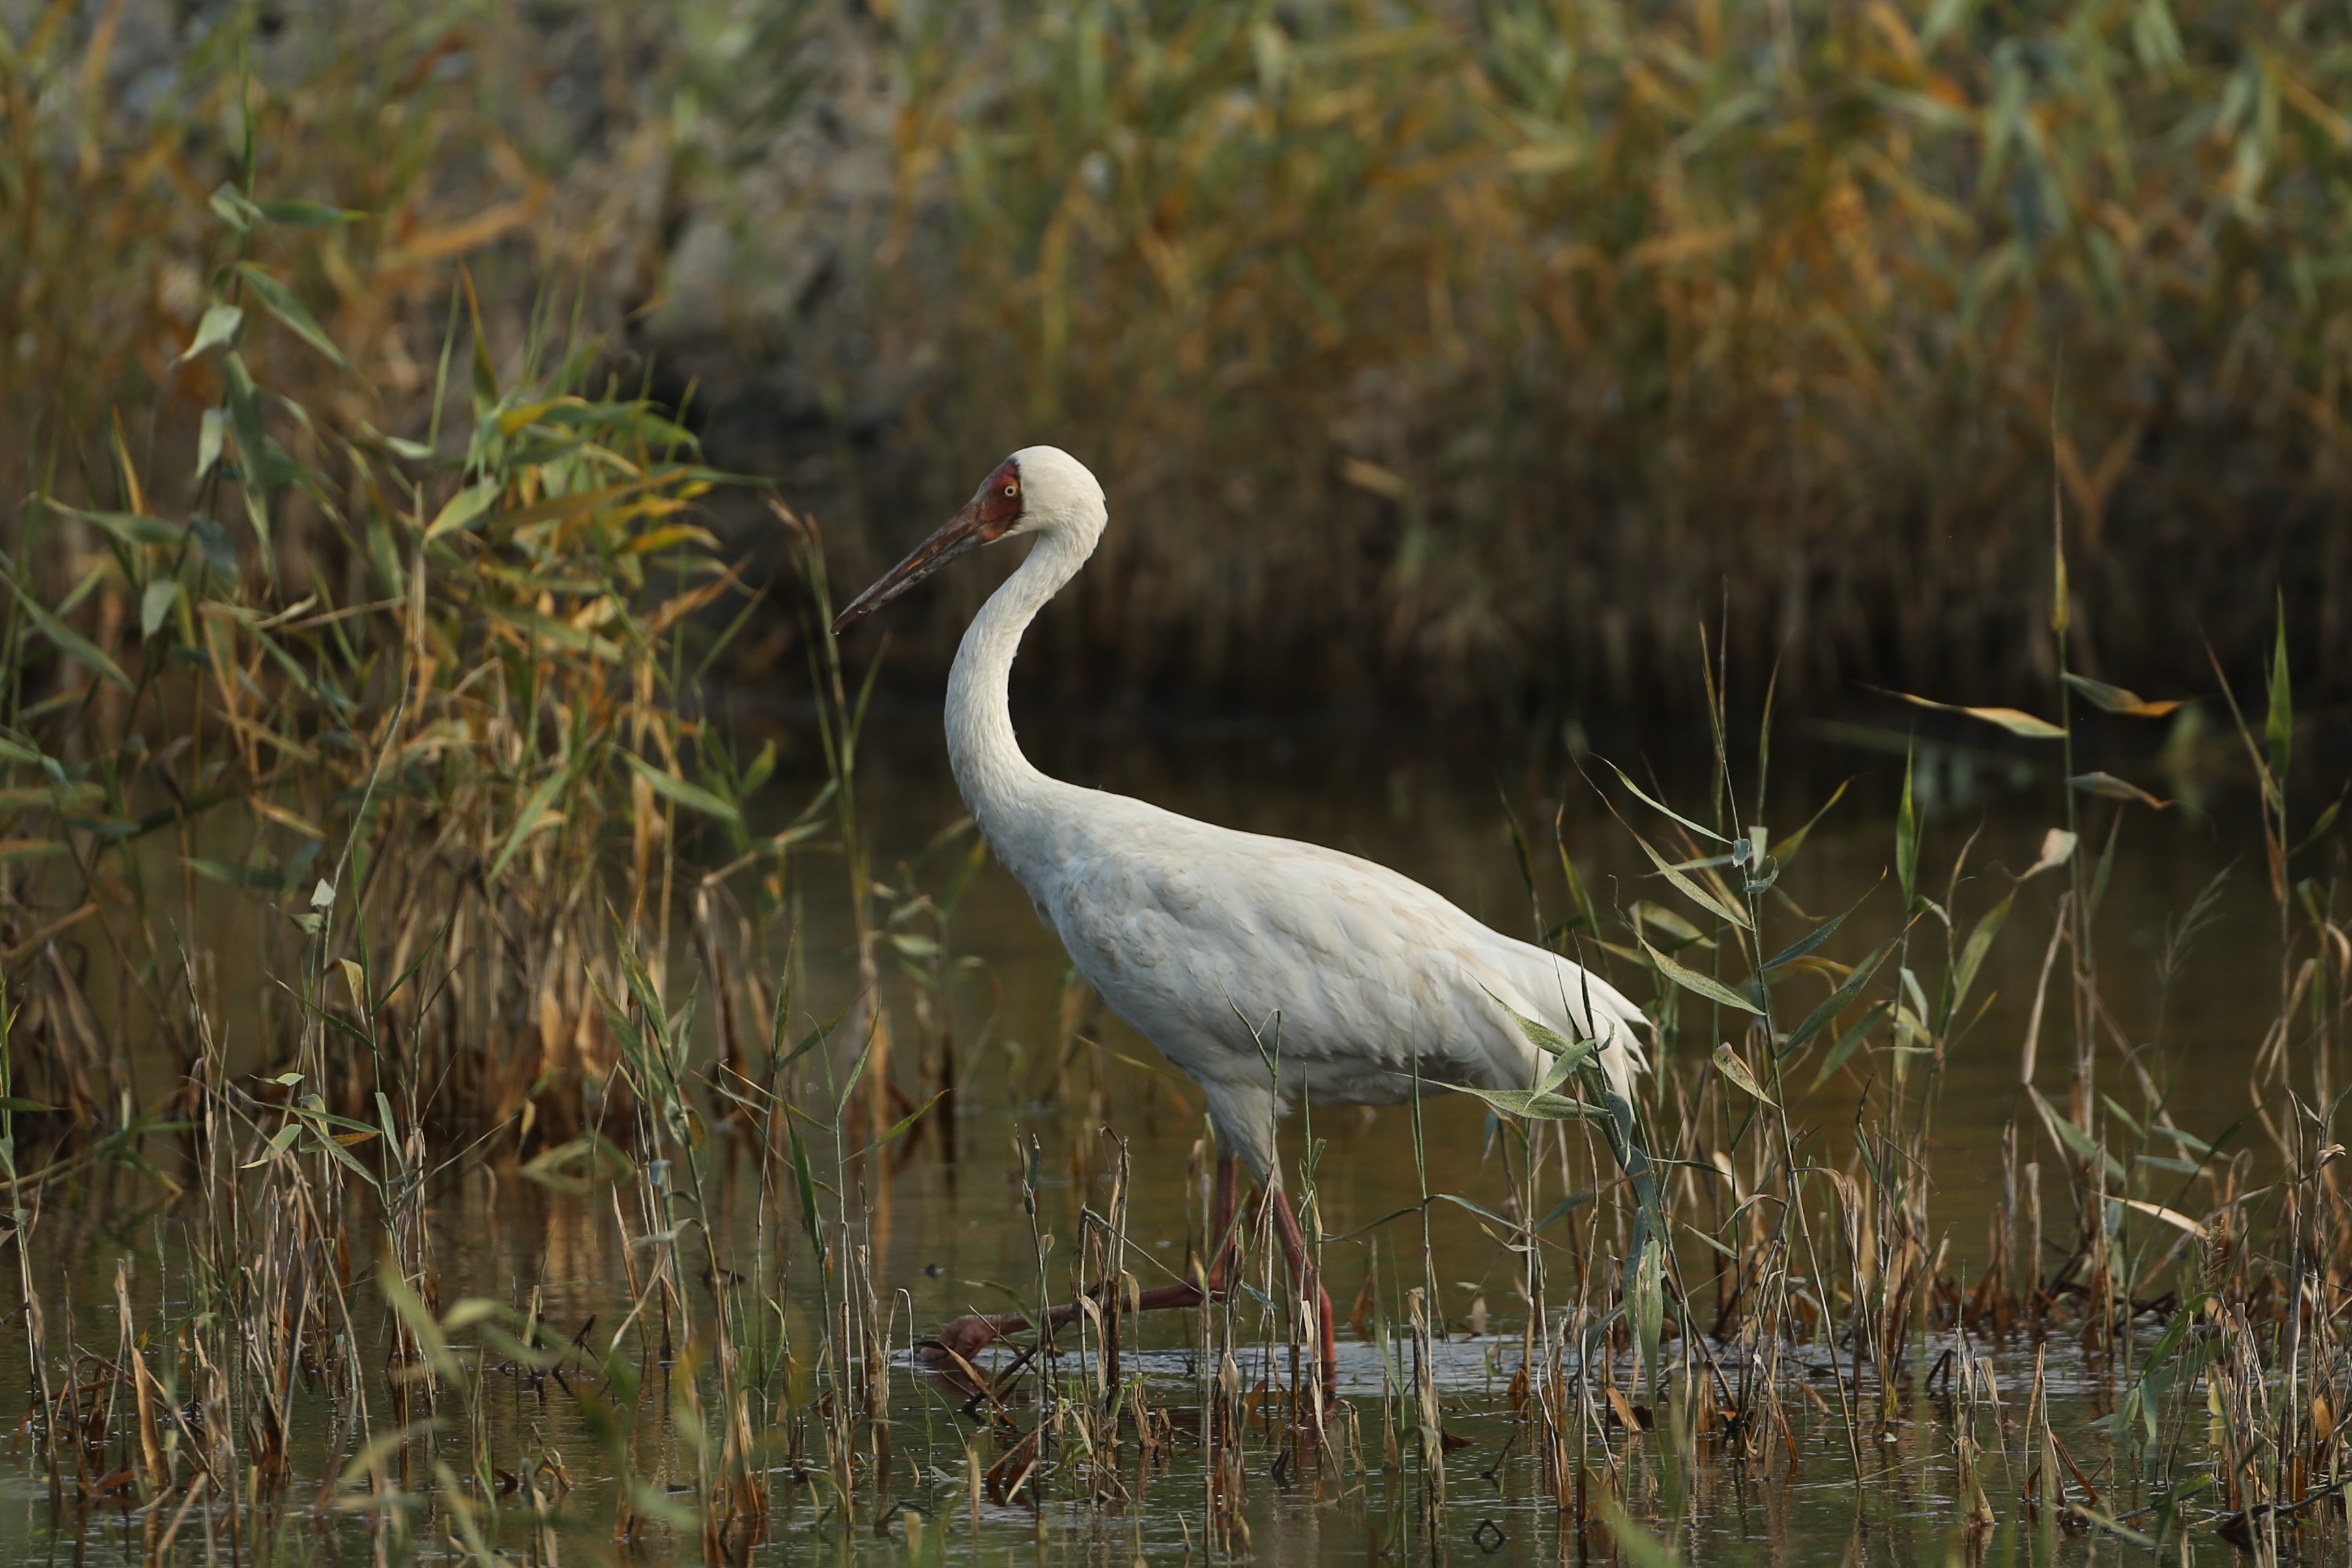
[
  {"xmin": 0, "ymin": 1, "xmax": 585, "ymax": 518},
  {"xmin": 4, "ymin": 245, "xmax": 2349, "ymax": 1558},
  {"xmin": 12, "ymin": 1, "xmax": 2351, "ymax": 719},
  {"xmin": 5, "ymin": 7, "xmax": 2352, "ymax": 1566},
  {"xmin": 3, "ymin": 528, "xmax": 2346, "ymax": 1563},
  {"xmin": 757, "ymin": 0, "xmax": 2352, "ymax": 716},
  {"xmin": 0, "ymin": 227, "xmax": 792, "ymax": 1139}
]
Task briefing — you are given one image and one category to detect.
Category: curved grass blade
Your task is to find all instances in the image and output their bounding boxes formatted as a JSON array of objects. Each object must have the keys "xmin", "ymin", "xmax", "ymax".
[
  {"xmin": 1603, "ymin": 761, "xmax": 1729, "ymax": 843},
  {"xmin": 1780, "ymin": 935, "xmax": 1899, "ymax": 1055},
  {"xmin": 1631, "ymin": 828, "xmax": 1750, "ymax": 929},
  {"xmin": 2061, "ymin": 673, "xmax": 2181, "ymax": 717},
  {"xmin": 1877, "ymin": 688, "xmax": 2067, "ymax": 738},
  {"xmin": 1640, "ymin": 935, "xmax": 1762, "ymax": 1014}
]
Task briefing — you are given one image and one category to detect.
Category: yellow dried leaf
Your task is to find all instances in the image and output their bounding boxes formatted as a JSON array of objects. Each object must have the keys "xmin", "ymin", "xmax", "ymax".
[{"xmin": 1879, "ymin": 689, "xmax": 2066, "ymax": 738}]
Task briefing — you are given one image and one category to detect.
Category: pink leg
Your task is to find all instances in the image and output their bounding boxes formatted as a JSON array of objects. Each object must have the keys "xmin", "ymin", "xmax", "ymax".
[{"xmin": 920, "ymin": 1155, "xmax": 1243, "ymax": 1369}]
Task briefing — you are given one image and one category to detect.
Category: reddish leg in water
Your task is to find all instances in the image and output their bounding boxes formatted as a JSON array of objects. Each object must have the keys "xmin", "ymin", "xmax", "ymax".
[
  {"xmin": 921, "ymin": 1154, "xmax": 1243, "ymax": 1368},
  {"xmin": 920, "ymin": 1156, "xmax": 1337, "ymax": 1403}
]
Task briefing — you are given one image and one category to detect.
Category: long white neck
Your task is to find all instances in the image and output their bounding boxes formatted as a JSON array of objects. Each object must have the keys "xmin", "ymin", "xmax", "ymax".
[{"xmin": 944, "ymin": 523, "xmax": 1094, "ymax": 888}]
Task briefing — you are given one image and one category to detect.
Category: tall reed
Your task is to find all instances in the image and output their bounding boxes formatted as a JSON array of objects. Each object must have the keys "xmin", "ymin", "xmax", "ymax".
[
  {"xmin": 16, "ymin": 3, "xmax": 2349, "ymax": 717},
  {"xmin": 800, "ymin": 0, "xmax": 2352, "ymax": 717},
  {"xmin": 7, "ymin": 11, "xmax": 2352, "ymax": 1563}
]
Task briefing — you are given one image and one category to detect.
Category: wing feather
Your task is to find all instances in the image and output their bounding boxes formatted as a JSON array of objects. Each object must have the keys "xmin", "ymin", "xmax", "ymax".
[{"xmin": 1042, "ymin": 797, "xmax": 1649, "ymax": 1104}]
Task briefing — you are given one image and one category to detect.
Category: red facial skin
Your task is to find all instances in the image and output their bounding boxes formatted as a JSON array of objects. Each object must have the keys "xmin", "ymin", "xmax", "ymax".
[
  {"xmin": 974, "ymin": 457, "xmax": 1024, "ymax": 537},
  {"xmin": 830, "ymin": 456, "xmax": 1028, "ymax": 633}
]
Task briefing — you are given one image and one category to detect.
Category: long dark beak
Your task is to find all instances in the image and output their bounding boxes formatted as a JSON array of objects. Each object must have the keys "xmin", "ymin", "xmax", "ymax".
[{"xmin": 831, "ymin": 497, "xmax": 988, "ymax": 635}]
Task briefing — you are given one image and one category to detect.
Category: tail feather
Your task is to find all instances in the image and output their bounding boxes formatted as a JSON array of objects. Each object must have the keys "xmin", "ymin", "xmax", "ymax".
[{"xmin": 1487, "ymin": 938, "xmax": 1651, "ymax": 1103}]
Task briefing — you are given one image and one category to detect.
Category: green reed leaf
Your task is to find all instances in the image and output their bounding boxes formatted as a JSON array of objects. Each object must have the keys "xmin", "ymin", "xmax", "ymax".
[
  {"xmin": 2029, "ymin": 1086, "xmax": 2125, "ymax": 1182},
  {"xmin": 254, "ymin": 198, "xmax": 362, "ymax": 226},
  {"xmin": 1604, "ymin": 761, "xmax": 1730, "ymax": 844},
  {"xmin": 789, "ymin": 1122, "xmax": 828, "ymax": 1267},
  {"xmin": 621, "ymin": 752, "xmax": 742, "ymax": 824},
  {"xmin": 2265, "ymin": 609, "xmax": 2291, "ymax": 784},
  {"xmin": 1760, "ymin": 884, "xmax": 1874, "ymax": 974},
  {"xmin": 222, "ymin": 352, "xmax": 272, "ymax": 554},
  {"xmin": 1811, "ymin": 1000, "xmax": 1891, "ymax": 1088},
  {"xmin": 5, "ymin": 576, "xmax": 132, "ymax": 691},
  {"xmin": 1880, "ymin": 688, "xmax": 2067, "ymax": 738},
  {"xmin": 209, "ymin": 182, "xmax": 264, "ymax": 230},
  {"xmin": 2294, "ymin": 792, "xmax": 2344, "ymax": 855},
  {"xmin": 139, "ymin": 580, "xmax": 180, "ymax": 639},
  {"xmin": 488, "ymin": 767, "xmax": 570, "ymax": 885},
  {"xmin": 376, "ymin": 1248, "xmax": 461, "ymax": 1382},
  {"xmin": 1950, "ymin": 894, "xmax": 2012, "ymax": 1015},
  {"xmin": 520, "ymin": 1135, "xmax": 630, "ymax": 1195},
  {"xmin": 1896, "ymin": 751, "xmax": 1919, "ymax": 907},
  {"xmin": 1430, "ymin": 1192, "xmax": 1521, "ymax": 1230},
  {"xmin": 48, "ymin": 506, "xmax": 186, "ymax": 549},
  {"xmin": 1782, "ymin": 935, "xmax": 1899, "ymax": 1056},
  {"xmin": 2069, "ymin": 772, "xmax": 2170, "ymax": 809},
  {"xmin": 235, "ymin": 262, "xmax": 347, "ymax": 367},
  {"xmin": 1710, "ymin": 1043, "xmax": 1774, "ymax": 1105},
  {"xmin": 1432, "ymin": 1082, "xmax": 1601, "ymax": 1121},
  {"xmin": 1639, "ymin": 936, "xmax": 1762, "ymax": 1014},
  {"xmin": 1770, "ymin": 778, "xmax": 1850, "ymax": 869},
  {"xmin": 179, "ymin": 304, "xmax": 244, "ymax": 363},
  {"xmin": 2061, "ymin": 673, "xmax": 2181, "ymax": 717},
  {"xmin": 847, "ymin": 1089, "xmax": 948, "ymax": 1161},
  {"xmin": 1532, "ymin": 1185, "xmax": 1603, "ymax": 1232},
  {"xmin": 1631, "ymin": 827, "xmax": 1751, "ymax": 930},
  {"xmin": 424, "ymin": 480, "xmax": 498, "ymax": 540}
]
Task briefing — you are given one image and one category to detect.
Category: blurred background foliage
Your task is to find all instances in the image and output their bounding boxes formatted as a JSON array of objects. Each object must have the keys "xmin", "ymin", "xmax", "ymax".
[{"xmin": 7, "ymin": 0, "xmax": 2350, "ymax": 722}]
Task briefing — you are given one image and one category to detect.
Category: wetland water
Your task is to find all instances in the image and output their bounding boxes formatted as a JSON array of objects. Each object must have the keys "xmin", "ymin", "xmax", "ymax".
[{"xmin": 0, "ymin": 726, "xmax": 2314, "ymax": 1565}]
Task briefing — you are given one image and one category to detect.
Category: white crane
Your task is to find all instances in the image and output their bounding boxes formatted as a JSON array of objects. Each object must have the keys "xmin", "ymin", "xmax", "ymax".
[{"xmin": 833, "ymin": 446, "xmax": 1648, "ymax": 1389}]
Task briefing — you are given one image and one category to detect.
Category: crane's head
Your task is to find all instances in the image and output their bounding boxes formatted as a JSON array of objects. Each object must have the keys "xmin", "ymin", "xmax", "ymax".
[{"xmin": 832, "ymin": 446, "xmax": 1105, "ymax": 634}]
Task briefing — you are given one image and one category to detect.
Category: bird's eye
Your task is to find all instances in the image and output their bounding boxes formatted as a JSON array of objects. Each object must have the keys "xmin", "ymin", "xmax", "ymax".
[{"xmin": 1004, "ymin": 484, "xmax": 1017, "ymax": 497}]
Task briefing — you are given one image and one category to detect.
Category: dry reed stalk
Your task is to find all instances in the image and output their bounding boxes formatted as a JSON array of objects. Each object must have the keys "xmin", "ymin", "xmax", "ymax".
[
  {"xmin": 1952, "ymin": 1345, "xmax": 1997, "ymax": 1534},
  {"xmin": 1210, "ymin": 1341, "xmax": 1250, "ymax": 1557},
  {"xmin": 1406, "ymin": 1285, "xmax": 1444, "ymax": 1522}
]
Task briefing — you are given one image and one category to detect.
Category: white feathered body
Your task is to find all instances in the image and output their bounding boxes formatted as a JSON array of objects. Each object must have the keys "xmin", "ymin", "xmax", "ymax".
[
  {"xmin": 1008, "ymin": 784, "xmax": 1647, "ymax": 1179},
  {"xmin": 928, "ymin": 446, "xmax": 1649, "ymax": 1183}
]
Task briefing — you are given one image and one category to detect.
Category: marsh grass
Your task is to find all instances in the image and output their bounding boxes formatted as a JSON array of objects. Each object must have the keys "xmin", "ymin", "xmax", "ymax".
[
  {"xmin": 6, "ymin": 7, "xmax": 2352, "ymax": 1565},
  {"xmin": 0, "ymin": 472, "xmax": 2347, "ymax": 1563},
  {"xmin": 0, "ymin": 253, "xmax": 777, "ymax": 1140},
  {"xmin": 13, "ymin": 2, "xmax": 2351, "ymax": 717},
  {"xmin": 813, "ymin": 0, "xmax": 2352, "ymax": 716},
  {"xmin": 0, "ymin": 3, "xmax": 579, "ymax": 517}
]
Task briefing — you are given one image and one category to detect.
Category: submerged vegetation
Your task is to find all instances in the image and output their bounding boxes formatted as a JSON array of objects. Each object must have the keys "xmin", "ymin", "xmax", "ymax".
[{"xmin": 4, "ymin": 5, "xmax": 2352, "ymax": 1566}]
